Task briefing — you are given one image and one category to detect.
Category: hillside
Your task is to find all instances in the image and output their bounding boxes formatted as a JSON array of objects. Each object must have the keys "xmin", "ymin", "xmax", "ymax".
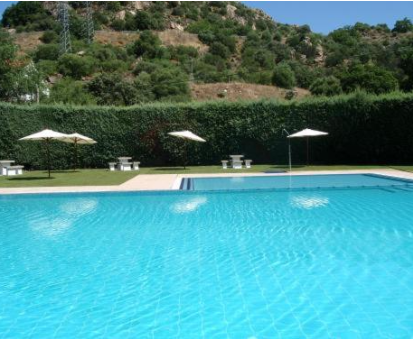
[
  {"xmin": 190, "ymin": 82, "xmax": 310, "ymax": 101},
  {"xmin": 2, "ymin": 1, "xmax": 413, "ymax": 106}
]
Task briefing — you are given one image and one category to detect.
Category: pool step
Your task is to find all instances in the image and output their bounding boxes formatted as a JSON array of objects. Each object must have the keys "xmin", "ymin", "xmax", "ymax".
[
  {"xmin": 392, "ymin": 186, "xmax": 413, "ymax": 192},
  {"xmin": 380, "ymin": 186, "xmax": 413, "ymax": 193},
  {"xmin": 179, "ymin": 178, "xmax": 194, "ymax": 190}
]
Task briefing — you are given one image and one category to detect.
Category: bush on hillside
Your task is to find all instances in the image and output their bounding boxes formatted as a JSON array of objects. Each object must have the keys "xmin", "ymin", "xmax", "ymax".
[
  {"xmin": 272, "ymin": 63, "xmax": 296, "ymax": 89},
  {"xmin": 57, "ymin": 54, "xmax": 96, "ymax": 80},
  {"xmin": 310, "ymin": 76, "xmax": 343, "ymax": 96}
]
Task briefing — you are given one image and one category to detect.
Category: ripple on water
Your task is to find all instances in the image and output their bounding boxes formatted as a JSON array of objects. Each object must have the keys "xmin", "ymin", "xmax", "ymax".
[{"xmin": 0, "ymin": 188, "xmax": 413, "ymax": 338}]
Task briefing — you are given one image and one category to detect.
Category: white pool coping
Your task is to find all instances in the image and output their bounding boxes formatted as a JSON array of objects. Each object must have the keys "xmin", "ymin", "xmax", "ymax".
[{"xmin": 1, "ymin": 169, "xmax": 413, "ymax": 195}]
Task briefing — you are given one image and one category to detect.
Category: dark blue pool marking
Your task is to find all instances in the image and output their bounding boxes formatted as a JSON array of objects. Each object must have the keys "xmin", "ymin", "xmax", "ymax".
[{"xmin": 179, "ymin": 178, "xmax": 194, "ymax": 190}]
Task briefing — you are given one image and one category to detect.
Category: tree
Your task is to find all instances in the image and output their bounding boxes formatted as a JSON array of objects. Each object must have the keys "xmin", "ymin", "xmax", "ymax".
[
  {"xmin": 129, "ymin": 31, "xmax": 167, "ymax": 59},
  {"xmin": 33, "ymin": 44, "xmax": 59, "ymax": 62},
  {"xmin": 0, "ymin": 31, "xmax": 18, "ymax": 101},
  {"xmin": 1, "ymin": 1, "xmax": 55, "ymax": 31},
  {"xmin": 398, "ymin": 43, "xmax": 413, "ymax": 90},
  {"xmin": 46, "ymin": 78, "xmax": 96, "ymax": 105},
  {"xmin": 310, "ymin": 76, "xmax": 342, "ymax": 96},
  {"xmin": 13, "ymin": 62, "xmax": 46, "ymax": 103},
  {"xmin": 134, "ymin": 60, "xmax": 190, "ymax": 101},
  {"xmin": 36, "ymin": 60, "xmax": 58, "ymax": 76},
  {"xmin": 209, "ymin": 42, "xmax": 230, "ymax": 59},
  {"xmin": 40, "ymin": 30, "xmax": 58, "ymax": 44},
  {"xmin": 287, "ymin": 61, "xmax": 319, "ymax": 88},
  {"xmin": 339, "ymin": 64, "xmax": 398, "ymax": 94},
  {"xmin": 87, "ymin": 73, "xmax": 138, "ymax": 105},
  {"xmin": 134, "ymin": 72, "xmax": 155, "ymax": 103},
  {"xmin": 150, "ymin": 67, "xmax": 190, "ymax": 101},
  {"xmin": 57, "ymin": 54, "xmax": 96, "ymax": 80},
  {"xmin": 272, "ymin": 63, "xmax": 296, "ymax": 89},
  {"xmin": 134, "ymin": 11, "xmax": 153, "ymax": 30},
  {"xmin": 393, "ymin": 18, "xmax": 413, "ymax": 33}
]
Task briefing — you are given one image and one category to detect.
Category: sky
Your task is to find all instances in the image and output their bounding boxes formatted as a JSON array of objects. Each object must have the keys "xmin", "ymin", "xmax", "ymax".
[{"xmin": 1, "ymin": 1, "xmax": 413, "ymax": 34}]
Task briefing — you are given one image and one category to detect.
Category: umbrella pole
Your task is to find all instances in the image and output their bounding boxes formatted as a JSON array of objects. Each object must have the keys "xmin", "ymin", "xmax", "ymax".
[
  {"xmin": 288, "ymin": 138, "xmax": 292, "ymax": 172},
  {"xmin": 46, "ymin": 139, "xmax": 51, "ymax": 178},
  {"xmin": 184, "ymin": 140, "xmax": 188, "ymax": 170},
  {"xmin": 306, "ymin": 137, "xmax": 309, "ymax": 166},
  {"xmin": 74, "ymin": 140, "xmax": 78, "ymax": 172}
]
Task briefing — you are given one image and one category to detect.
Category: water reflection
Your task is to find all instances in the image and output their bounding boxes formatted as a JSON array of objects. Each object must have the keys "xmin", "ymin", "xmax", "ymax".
[
  {"xmin": 60, "ymin": 199, "xmax": 98, "ymax": 216},
  {"xmin": 290, "ymin": 195, "xmax": 330, "ymax": 209},
  {"xmin": 230, "ymin": 177, "xmax": 245, "ymax": 183},
  {"xmin": 171, "ymin": 196, "xmax": 208, "ymax": 214},
  {"xmin": 30, "ymin": 198, "xmax": 98, "ymax": 237},
  {"xmin": 30, "ymin": 217, "xmax": 73, "ymax": 237}
]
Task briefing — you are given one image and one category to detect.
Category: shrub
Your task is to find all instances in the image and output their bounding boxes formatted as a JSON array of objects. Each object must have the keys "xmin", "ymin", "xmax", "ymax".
[
  {"xmin": 135, "ymin": 10, "xmax": 165, "ymax": 31},
  {"xmin": 111, "ymin": 19, "xmax": 125, "ymax": 31},
  {"xmin": 33, "ymin": 44, "xmax": 59, "ymax": 62},
  {"xmin": 87, "ymin": 73, "xmax": 138, "ymax": 106},
  {"xmin": 393, "ymin": 18, "xmax": 413, "ymax": 33},
  {"xmin": 46, "ymin": 78, "xmax": 96, "ymax": 105},
  {"xmin": 129, "ymin": 31, "xmax": 167, "ymax": 59},
  {"xmin": 133, "ymin": 60, "xmax": 190, "ymax": 101},
  {"xmin": 40, "ymin": 30, "xmax": 58, "ymax": 44},
  {"xmin": 338, "ymin": 64, "xmax": 398, "ymax": 94},
  {"xmin": 100, "ymin": 60, "xmax": 129, "ymax": 73},
  {"xmin": 36, "ymin": 60, "xmax": 58, "ymax": 76},
  {"xmin": 3, "ymin": 92, "xmax": 413, "ymax": 168},
  {"xmin": 57, "ymin": 54, "xmax": 96, "ymax": 79},
  {"xmin": 310, "ymin": 76, "xmax": 342, "ymax": 96},
  {"xmin": 272, "ymin": 63, "xmax": 296, "ymax": 89},
  {"xmin": 150, "ymin": 67, "xmax": 190, "ymax": 101},
  {"xmin": 0, "ymin": 31, "xmax": 18, "ymax": 100},
  {"xmin": 1, "ymin": 1, "xmax": 55, "ymax": 30},
  {"xmin": 209, "ymin": 42, "xmax": 231, "ymax": 59}
]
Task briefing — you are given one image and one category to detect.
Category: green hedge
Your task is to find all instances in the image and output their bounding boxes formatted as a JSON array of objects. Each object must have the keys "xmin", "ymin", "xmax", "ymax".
[{"xmin": 1, "ymin": 91, "xmax": 413, "ymax": 170}]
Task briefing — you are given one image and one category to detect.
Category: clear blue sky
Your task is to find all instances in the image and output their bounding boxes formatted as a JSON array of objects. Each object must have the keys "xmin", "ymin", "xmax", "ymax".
[
  {"xmin": 243, "ymin": 1, "xmax": 413, "ymax": 33},
  {"xmin": 1, "ymin": 1, "xmax": 413, "ymax": 34}
]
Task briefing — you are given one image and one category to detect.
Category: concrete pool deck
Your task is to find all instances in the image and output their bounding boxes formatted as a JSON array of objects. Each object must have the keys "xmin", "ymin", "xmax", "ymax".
[{"xmin": 1, "ymin": 168, "xmax": 413, "ymax": 195}]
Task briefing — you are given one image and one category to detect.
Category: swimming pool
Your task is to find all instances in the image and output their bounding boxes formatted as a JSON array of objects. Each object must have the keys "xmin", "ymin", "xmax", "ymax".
[
  {"xmin": 183, "ymin": 173, "xmax": 413, "ymax": 191},
  {"xmin": 1, "ymin": 176, "xmax": 413, "ymax": 338}
]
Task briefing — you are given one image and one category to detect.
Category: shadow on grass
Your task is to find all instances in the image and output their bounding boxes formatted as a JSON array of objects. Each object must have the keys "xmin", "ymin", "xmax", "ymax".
[
  {"xmin": 48, "ymin": 170, "xmax": 79, "ymax": 174},
  {"xmin": 152, "ymin": 167, "xmax": 186, "ymax": 171},
  {"xmin": 7, "ymin": 177, "xmax": 54, "ymax": 181}
]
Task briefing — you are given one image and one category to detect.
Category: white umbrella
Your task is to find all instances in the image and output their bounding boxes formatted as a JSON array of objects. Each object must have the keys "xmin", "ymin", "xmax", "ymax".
[
  {"xmin": 60, "ymin": 133, "xmax": 97, "ymax": 171},
  {"xmin": 19, "ymin": 129, "xmax": 68, "ymax": 178},
  {"xmin": 287, "ymin": 128, "xmax": 328, "ymax": 166},
  {"xmin": 287, "ymin": 128, "xmax": 328, "ymax": 138},
  {"xmin": 168, "ymin": 130, "xmax": 206, "ymax": 169},
  {"xmin": 168, "ymin": 130, "xmax": 206, "ymax": 142}
]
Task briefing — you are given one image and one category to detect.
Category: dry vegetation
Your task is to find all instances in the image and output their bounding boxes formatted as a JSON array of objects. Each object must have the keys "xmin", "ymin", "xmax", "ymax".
[
  {"xmin": 190, "ymin": 82, "xmax": 310, "ymax": 102},
  {"xmin": 12, "ymin": 29, "xmax": 208, "ymax": 51},
  {"xmin": 11, "ymin": 31, "xmax": 42, "ymax": 53}
]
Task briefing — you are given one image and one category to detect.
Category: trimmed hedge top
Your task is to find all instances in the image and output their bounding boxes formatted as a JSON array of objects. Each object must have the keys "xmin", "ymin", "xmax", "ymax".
[{"xmin": 1, "ymin": 91, "xmax": 413, "ymax": 169}]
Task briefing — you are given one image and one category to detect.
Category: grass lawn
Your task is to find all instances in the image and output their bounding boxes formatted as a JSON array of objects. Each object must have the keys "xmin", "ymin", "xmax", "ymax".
[
  {"xmin": 0, "ymin": 169, "xmax": 137, "ymax": 188},
  {"xmin": 141, "ymin": 164, "xmax": 390, "ymax": 174},
  {"xmin": 388, "ymin": 165, "xmax": 413, "ymax": 173},
  {"xmin": 0, "ymin": 164, "xmax": 400, "ymax": 188}
]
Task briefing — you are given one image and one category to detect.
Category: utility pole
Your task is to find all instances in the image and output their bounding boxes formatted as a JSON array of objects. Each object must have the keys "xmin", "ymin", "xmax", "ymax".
[
  {"xmin": 84, "ymin": 1, "xmax": 94, "ymax": 44},
  {"xmin": 58, "ymin": 2, "xmax": 72, "ymax": 54}
]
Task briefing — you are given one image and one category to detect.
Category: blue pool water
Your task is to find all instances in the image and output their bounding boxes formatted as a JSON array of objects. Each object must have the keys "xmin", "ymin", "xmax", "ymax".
[
  {"xmin": 1, "ymin": 176, "xmax": 413, "ymax": 338},
  {"xmin": 187, "ymin": 173, "xmax": 413, "ymax": 191}
]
